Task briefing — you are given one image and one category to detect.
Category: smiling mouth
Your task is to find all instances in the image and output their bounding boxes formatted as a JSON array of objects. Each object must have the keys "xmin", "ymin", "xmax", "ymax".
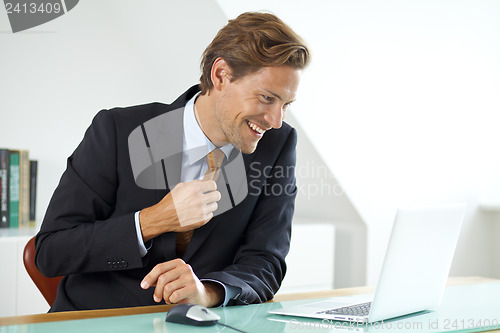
[{"xmin": 247, "ymin": 121, "xmax": 266, "ymax": 135}]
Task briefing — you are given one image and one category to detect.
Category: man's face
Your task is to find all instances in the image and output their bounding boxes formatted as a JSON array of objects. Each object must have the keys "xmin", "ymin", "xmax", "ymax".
[{"xmin": 213, "ymin": 65, "xmax": 301, "ymax": 154}]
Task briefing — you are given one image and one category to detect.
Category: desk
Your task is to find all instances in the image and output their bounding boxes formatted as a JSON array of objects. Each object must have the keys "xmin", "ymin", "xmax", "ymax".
[{"xmin": 0, "ymin": 277, "xmax": 499, "ymax": 332}]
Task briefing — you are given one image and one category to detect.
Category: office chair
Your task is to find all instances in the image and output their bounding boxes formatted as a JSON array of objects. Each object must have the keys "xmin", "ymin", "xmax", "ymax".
[{"xmin": 23, "ymin": 236, "xmax": 63, "ymax": 307}]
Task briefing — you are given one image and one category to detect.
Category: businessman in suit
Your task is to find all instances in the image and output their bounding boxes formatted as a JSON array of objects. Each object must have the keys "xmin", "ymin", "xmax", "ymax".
[{"xmin": 36, "ymin": 12, "xmax": 310, "ymax": 311}]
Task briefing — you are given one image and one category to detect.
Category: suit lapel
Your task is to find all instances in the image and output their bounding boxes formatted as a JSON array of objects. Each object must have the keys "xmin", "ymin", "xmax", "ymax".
[
  {"xmin": 242, "ymin": 152, "xmax": 256, "ymax": 167},
  {"xmin": 142, "ymin": 107, "xmax": 184, "ymax": 190}
]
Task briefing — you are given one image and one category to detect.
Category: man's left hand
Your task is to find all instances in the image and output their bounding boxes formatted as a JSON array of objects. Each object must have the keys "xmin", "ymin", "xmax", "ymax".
[{"xmin": 140, "ymin": 259, "xmax": 224, "ymax": 307}]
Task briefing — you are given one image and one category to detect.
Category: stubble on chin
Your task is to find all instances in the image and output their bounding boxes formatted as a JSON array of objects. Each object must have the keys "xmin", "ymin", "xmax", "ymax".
[
  {"xmin": 221, "ymin": 126, "xmax": 251, "ymax": 154},
  {"xmin": 237, "ymin": 140, "xmax": 259, "ymax": 154}
]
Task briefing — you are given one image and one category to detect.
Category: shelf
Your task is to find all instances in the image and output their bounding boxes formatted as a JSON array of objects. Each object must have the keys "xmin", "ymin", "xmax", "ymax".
[
  {"xmin": 478, "ymin": 203, "xmax": 500, "ymax": 212},
  {"xmin": 0, "ymin": 227, "xmax": 38, "ymax": 238}
]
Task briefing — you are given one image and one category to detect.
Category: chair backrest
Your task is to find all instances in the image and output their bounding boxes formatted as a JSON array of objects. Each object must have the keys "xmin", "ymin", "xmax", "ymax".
[{"xmin": 23, "ymin": 236, "xmax": 63, "ymax": 307}]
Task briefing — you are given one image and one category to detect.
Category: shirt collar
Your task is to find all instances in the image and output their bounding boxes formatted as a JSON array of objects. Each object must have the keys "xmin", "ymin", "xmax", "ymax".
[{"xmin": 183, "ymin": 92, "xmax": 235, "ymax": 165}]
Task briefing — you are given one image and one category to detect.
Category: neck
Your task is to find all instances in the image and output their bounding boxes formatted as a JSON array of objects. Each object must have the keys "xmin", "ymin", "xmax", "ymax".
[{"xmin": 194, "ymin": 92, "xmax": 228, "ymax": 146}]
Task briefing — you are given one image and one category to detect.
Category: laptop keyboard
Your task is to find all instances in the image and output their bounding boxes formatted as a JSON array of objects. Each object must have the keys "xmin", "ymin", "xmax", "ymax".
[{"xmin": 318, "ymin": 302, "xmax": 372, "ymax": 316}]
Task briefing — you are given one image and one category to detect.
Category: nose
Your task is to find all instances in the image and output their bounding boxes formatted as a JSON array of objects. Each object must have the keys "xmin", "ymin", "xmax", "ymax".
[{"xmin": 263, "ymin": 105, "xmax": 284, "ymax": 129}]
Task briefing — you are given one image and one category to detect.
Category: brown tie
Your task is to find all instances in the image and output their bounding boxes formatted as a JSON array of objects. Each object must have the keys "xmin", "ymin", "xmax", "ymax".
[{"xmin": 176, "ymin": 148, "xmax": 225, "ymax": 257}]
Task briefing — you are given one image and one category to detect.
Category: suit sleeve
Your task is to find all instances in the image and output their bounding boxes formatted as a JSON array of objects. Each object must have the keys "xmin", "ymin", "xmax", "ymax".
[
  {"xmin": 202, "ymin": 128, "xmax": 297, "ymax": 305},
  {"xmin": 35, "ymin": 110, "xmax": 144, "ymax": 277}
]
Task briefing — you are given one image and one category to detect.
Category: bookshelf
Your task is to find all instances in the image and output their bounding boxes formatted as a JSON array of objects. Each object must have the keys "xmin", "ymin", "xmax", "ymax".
[{"xmin": 0, "ymin": 148, "xmax": 37, "ymax": 230}]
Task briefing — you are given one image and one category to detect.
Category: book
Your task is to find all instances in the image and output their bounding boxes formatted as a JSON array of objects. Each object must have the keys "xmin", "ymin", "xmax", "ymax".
[
  {"xmin": 29, "ymin": 160, "xmax": 37, "ymax": 224},
  {"xmin": 19, "ymin": 150, "xmax": 30, "ymax": 228},
  {"xmin": 9, "ymin": 150, "xmax": 20, "ymax": 228},
  {"xmin": 0, "ymin": 149, "xmax": 10, "ymax": 228}
]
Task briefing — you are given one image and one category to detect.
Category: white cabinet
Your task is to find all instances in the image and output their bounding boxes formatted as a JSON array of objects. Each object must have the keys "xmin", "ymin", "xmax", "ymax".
[
  {"xmin": 0, "ymin": 229, "xmax": 50, "ymax": 317},
  {"xmin": 278, "ymin": 223, "xmax": 335, "ymax": 294}
]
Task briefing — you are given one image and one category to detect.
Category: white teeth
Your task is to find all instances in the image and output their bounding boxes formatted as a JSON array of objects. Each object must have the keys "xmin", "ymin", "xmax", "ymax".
[{"xmin": 248, "ymin": 121, "xmax": 265, "ymax": 134}]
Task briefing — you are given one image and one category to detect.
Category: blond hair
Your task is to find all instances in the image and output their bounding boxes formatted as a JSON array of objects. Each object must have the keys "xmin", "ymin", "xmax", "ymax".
[{"xmin": 200, "ymin": 12, "xmax": 310, "ymax": 94}]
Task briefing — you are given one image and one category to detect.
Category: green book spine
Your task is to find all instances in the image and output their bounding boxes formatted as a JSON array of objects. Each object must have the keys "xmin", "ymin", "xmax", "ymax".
[
  {"xmin": 19, "ymin": 150, "xmax": 30, "ymax": 228},
  {"xmin": 29, "ymin": 160, "xmax": 37, "ymax": 223},
  {"xmin": 0, "ymin": 149, "xmax": 10, "ymax": 228},
  {"xmin": 9, "ymin": 151, "xmax": 20, "ymax": 228}
]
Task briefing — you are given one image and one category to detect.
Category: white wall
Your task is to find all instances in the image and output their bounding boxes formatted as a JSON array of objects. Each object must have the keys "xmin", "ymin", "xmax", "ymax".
[
  {"xmin": 286, "ymin": 114, "xmax": 367, "ymax": 288},
  {"xmin": 0, "ymin": 0, "xmax": 227, "ymax": 226},
  {"xmin": 217, "ymin": 0, "xmax": 500, "ymax": 285}
]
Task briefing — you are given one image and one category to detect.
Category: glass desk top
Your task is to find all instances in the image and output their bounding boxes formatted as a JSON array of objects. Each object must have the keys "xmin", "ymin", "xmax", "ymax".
[{"xmin": 1, "ymin": 282, "xmax": 499, "ymax": 333}]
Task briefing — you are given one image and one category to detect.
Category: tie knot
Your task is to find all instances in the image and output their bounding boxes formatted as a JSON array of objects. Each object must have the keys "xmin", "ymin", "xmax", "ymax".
[
  {"xmin": 204, "ymin": 148, "xmax": 225, "ymax": 181},
  {"xmin": 207, "ymin": 148, "xmax": 225, "ymax": 170}
]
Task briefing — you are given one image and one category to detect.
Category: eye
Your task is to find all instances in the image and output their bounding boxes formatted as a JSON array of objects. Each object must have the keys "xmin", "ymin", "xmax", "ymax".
[
  {"xmin": 260, "ymin": 95, "xmax": 274, "ymax": 104},
  {"xmin": 283, "ymin": 102, "xmax": 293, "ymax": 111}
]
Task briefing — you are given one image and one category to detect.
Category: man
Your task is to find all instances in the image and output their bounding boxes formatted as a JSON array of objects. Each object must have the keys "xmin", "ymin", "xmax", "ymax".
[{"xmin": 36, "ymin": 12, "xmax": 309, "ymax": 311}]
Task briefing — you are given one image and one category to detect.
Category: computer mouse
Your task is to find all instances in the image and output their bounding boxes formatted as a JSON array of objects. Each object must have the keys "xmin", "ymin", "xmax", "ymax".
[{"xmin": 165, "ymin": 304, "xmax": 220, "ymax": 327}]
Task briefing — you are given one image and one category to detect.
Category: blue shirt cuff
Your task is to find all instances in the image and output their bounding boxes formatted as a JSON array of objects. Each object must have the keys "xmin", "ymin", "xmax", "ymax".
[{"xmin": 135, "ymin": 211, "xmax": 152, "ymax": 257}]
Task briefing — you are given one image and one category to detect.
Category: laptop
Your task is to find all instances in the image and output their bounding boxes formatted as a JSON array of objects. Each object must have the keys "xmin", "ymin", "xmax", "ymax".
[{"xmin": 270, "ymin": 203, "xmax": 467, "ymax": 323}]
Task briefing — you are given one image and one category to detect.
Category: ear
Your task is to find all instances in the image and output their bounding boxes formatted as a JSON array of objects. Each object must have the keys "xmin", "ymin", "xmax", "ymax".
[{"xmin": 211, "ymin": 57, "xmax": 232, "ymax": 91}]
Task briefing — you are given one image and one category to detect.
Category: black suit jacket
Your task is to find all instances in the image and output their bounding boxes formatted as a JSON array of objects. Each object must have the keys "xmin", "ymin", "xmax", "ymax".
[{"xmin": 35, "ymin": 85, "xmax": 297, "ymax": 311}]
